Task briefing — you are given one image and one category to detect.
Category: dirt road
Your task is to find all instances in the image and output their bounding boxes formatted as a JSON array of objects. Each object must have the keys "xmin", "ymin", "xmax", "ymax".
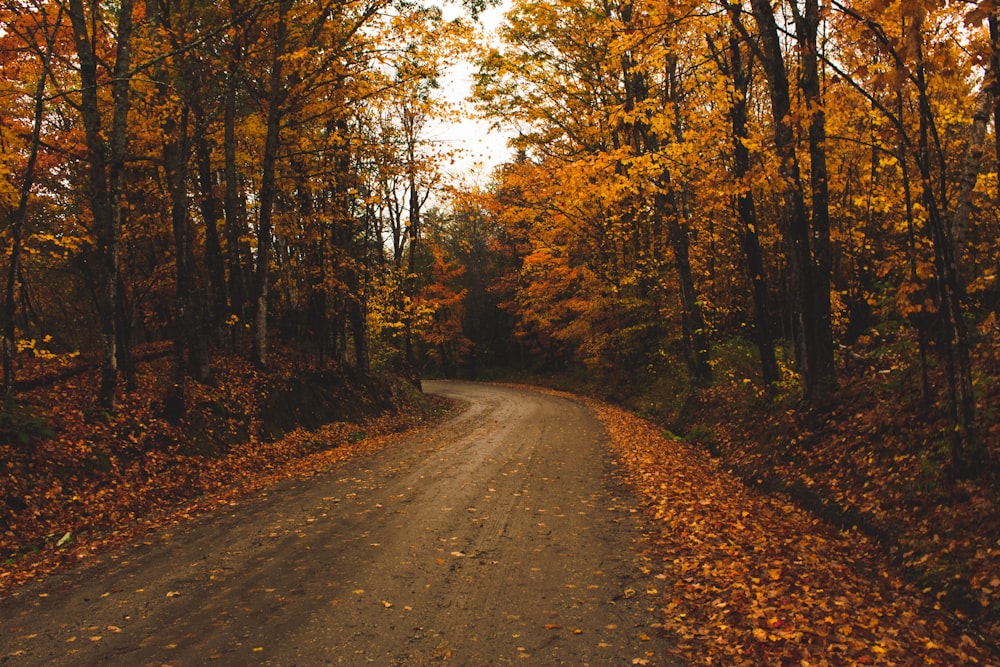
[{"xmin": 1, "ymin": 381, "xmax": 677, "ymax": 666}]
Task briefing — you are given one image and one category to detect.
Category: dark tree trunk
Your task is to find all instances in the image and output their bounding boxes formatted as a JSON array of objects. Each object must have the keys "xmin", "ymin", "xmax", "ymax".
[
  {"xmin": 252, "ymin": 0, "xmax": 292, "ymax": 369},
  {"xmin": 793, "ymin": 0, "xmax": 836, "ymax": 396},
  {"xmin": 67, "ymin": 0, "xmax": 135, "ymax": 411},
  {"xmin": 349, "ymin": 295, "xmax": 369, "ymax": 374},
  {"xmin": 193, "ymin": 112, "xmax": 230, "ymax": 336},
  {"xmin": 223, "ymin": 39, "xmax": 249, "ymax": 335},
  {"xmin": 116, "ymin": 274, "xmax": 136, "ymax": 392},
  {"xmin": 992, "ymin": 10, "xmax": 1000, "ymax": 201},
  {"xmin": 162, "ymin": 109, "xmax": 192, "ymax": 418},
  {"xmin": 722, "ymin": 29, "xmax": 779, "ymax": 388},
  {"xmin": 662, "ymin": 198, "xmax": 712, "ymax": 385},
  {"xmin": 747, "ymin": 0, "xmax": 832, "ymax": 399},
  {"xmin": 163, "ymin": 106, "xmax": 210, "ymax": 388}
]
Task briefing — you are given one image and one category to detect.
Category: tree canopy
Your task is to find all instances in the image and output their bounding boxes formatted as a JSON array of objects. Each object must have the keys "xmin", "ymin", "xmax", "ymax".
[{"xmin": 0, "ymin": 0, "xmax": 996, "ymax": 464}]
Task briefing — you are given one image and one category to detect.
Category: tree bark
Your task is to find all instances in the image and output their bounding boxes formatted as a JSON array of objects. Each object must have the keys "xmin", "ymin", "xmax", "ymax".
[
  {"xmin": 252, "ymin": 0, "xmax": 292, "ymax": 369},
  {"xmin": 223, "ymin": 53, "xmax": 249, "ymax": 333},
  {"xmin": 792, "ymin": 0, "xmax": 836, "ymax": 396},
  {"xmin": 719, "ymin": 27, "xmax": 779, "ymax": 387},
  {"xmin": 67, "ymin": 0, "xmax": 135, "ymax": 411},
  {"xmin": 2, "ymin": 10, "xmax": 57, "ymax": 397},
  {"xmin": 992, "ymin": 9, "xmax": 1000, "ymax": 201},
  {"xmin": 661, "ymin": 193, "xmax": 712, "ymax": 384},
  {"xmin": 193, "ymin": 112, "xmax": 230, "ymax": 335},
  {"xmin": 747, "ymin": 0, "xmax": 832, "ymax": 399}
]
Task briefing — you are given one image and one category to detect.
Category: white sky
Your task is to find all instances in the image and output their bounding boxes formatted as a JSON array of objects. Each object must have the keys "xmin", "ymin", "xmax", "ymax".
[{"xmin": 430, "ymin": 1, "xmax": 514, "ymax": 185}]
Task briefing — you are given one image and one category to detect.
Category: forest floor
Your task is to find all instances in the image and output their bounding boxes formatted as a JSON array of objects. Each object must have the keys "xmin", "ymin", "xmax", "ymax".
[
  {"xmin": 582, "ymin": 391, "xmax": 998, "ymax": 666},
  {"xmin": 676, "ymin": 369, "xmax": 1000, "ymax": 657}
]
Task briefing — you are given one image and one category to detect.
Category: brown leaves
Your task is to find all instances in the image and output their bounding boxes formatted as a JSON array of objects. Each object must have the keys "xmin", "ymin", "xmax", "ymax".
[{"xmin": 589, "ymin": 400, "xmax": 994, "ymax": 666}]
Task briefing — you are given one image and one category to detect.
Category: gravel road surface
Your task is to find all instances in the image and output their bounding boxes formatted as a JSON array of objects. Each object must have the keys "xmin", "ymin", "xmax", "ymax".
[{"xmin": 1, "ymin": 381, "xmax": 676, "ymax": 665}]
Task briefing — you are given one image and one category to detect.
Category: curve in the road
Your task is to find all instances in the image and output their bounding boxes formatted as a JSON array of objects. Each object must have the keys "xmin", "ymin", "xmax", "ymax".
[{"xmin": 1, "ymin": 381, "xmax": 678, "ymax": 666}]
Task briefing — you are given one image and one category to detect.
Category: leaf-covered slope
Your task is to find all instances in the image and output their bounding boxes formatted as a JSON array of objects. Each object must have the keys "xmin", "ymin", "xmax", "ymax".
[{"xmin": 593, "ymin": 399, "xmax": 997, "ymax": 666}]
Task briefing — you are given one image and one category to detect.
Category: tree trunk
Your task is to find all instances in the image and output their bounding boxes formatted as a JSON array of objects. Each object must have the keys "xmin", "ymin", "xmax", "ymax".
[
  {"xmin": 223, "ymin": 36, "xmax": 249, "ymax": 336},
  {"xmin": 661, "ymin": 195, "xmax": 712, "ymax": 384},
  {"xmin": 748, "ymin": 0, "xmax": 830, "ymax": 399},
  {"xmin": 402, "ymin": 117, "xmax": 424, "ymax": 370},
  {"xmin": 252, "ymin": 0, "xmax": 292, "ymax": 369},
  {"xmin": 724, "ymin": 29, "xmax": 779, "ymax": 388},
  {"xmin": 3, "ymin": 17, "xmax": 54, "ymax": 397},
  {"xmin": 793, "ymin": 0, "xmax": 836, "ymax": 396},
  {"xmin": 163, "ymin": 105, "xmax": 214, "ymax": 417},
  {"xmin": 349, "ymin": 295, "xmax": 370, "ymax": 374},
  {"xmin": 193, "ymin": 112, "xmax": 230, "ymax": 335},
  {"xmin": 992, "ymin": 10, "xmax": 1000, "ymax": 201},
  {"xmin": 223, "ymin": 66, "xmax": 247, "ymax": 326},
  {"xmin": 67, "ymin": 0, "xmax": 135, "ymax": 411}
]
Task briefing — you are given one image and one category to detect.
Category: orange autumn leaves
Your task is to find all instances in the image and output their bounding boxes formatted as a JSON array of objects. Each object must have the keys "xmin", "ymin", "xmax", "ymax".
[{"xmin": 590, "ymin": 401, "xmax": 994, "ymax": 666}]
